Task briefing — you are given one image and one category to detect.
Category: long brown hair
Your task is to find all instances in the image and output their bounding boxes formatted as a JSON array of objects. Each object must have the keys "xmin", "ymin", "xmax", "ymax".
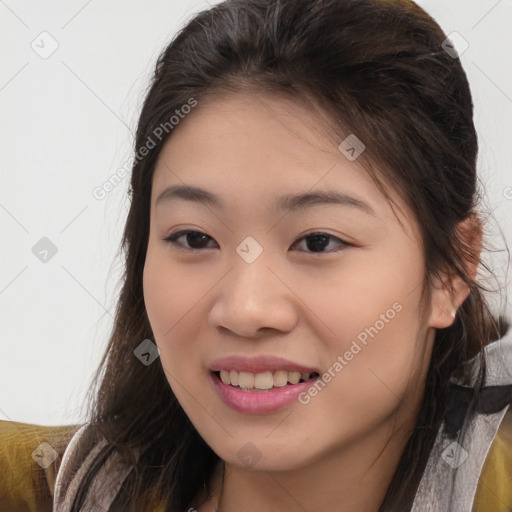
[{"xmin": 70, "ymin": 0, "xmax": 510, "ymax": 510}]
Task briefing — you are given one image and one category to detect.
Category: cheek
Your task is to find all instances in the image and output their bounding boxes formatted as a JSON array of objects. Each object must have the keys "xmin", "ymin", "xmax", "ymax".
[
  {"xmin": 300, "ymin": 241, "xmax": 424, "ymax": 347},
  {"xmin": 143, "ymin": 256, "xmax": 212, "ymax": 423},
  {"xmin": 143, "ymin": 242, "xmax": 203, "ymax": 330},
  {"xmin": 142, "ymin": 251, "xmax": 204, "ymax": 372},
  {"xmin": 301, "ymin": 245, "xmax": 428, "ymax": 414}
]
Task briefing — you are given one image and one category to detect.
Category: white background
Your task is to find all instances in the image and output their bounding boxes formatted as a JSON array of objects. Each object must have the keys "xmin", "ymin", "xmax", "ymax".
[{"xmin": 1, "ymin": 0, "xmax": 511, "ymax": 426}]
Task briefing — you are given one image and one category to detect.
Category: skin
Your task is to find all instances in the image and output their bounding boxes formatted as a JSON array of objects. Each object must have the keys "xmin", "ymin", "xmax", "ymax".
[{"xmin": 142, "ymin": 92, "xmax": 480, "ymax": 512}]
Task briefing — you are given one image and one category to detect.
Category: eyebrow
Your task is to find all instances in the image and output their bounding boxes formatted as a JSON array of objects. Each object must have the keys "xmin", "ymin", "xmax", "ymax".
[{"xmin": 155, "ymin": 184, "xmax": 376, "ymax": 216}]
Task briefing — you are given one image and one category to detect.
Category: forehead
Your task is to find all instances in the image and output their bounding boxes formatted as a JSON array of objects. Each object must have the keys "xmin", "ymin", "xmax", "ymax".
[
  {"xmin": 151, "ymin": 92, "xmax": 418, "ymax": 237},
  {"xmin": 155, "ymin": 91, "xmax": 342, "ymax": 168}
]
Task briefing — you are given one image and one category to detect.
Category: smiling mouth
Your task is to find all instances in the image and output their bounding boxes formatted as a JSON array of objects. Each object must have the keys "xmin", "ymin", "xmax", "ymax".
[{"xmin": 213, "ymin": 370, "xmax": 320, "ymax": 392}]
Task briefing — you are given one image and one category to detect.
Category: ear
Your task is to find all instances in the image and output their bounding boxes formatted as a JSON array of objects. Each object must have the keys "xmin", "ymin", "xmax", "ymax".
[{"xmin": 428, "ymin": 213, "xmax": 483, "ymax": 329}]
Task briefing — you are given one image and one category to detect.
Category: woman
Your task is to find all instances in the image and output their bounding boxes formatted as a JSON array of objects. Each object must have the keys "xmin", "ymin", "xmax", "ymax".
[{"xmin": 44, "ymin": 0, "xmax": 512, "ymax": 510}]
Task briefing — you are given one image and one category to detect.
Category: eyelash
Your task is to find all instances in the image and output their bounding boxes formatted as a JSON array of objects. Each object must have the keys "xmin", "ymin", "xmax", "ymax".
[{"xmin": 162, "ymin": 230, "xmax": 351, "ymax": 254}]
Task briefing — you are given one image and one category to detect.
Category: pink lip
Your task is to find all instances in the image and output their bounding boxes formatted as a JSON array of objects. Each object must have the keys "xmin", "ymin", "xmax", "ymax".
[
  {"xmin": 208, "ymin": 355, "xmax": 319, "ymax": 374},
  {"xmin": 210, "ymin": 372, "xmax": 320, "ymax": 414}
]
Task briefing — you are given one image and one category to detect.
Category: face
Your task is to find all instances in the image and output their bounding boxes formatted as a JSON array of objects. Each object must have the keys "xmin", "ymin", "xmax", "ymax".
[{"xmin": 142, "ymin": 92, "xmax": 451, "ymax": 473}]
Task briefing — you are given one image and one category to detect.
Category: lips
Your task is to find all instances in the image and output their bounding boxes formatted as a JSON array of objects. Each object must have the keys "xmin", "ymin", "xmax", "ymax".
[
  {"xmin": 210, "ymin": 370, "xmax": 321, "ymax": 414},
  {"xmin": 208, "ymin": 354, "xmax": 320, "ymax": 374}
]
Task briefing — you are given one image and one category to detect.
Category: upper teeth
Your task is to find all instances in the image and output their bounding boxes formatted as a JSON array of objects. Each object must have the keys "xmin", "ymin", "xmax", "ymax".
[{"xmin": 219, "ymin": 370, "xmax": 315, "ymax": 390}]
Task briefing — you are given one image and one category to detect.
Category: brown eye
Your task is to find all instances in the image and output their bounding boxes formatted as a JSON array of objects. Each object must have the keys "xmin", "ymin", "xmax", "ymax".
[
  {"xmin": 291, "ymin": 232, "xmax": 350, "ymax": 254},
  {"xmin": 163, "ymin": 230, "xmax": 217, "ymax": 250},
  {"xmin": 163, "ymin": 230, "xmax": 350, "ymax": 254}
]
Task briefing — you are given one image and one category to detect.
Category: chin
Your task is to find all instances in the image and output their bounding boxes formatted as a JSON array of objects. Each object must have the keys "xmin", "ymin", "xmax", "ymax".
[{"xmin": 215, "ymin": 438, "xmax": 318, "ymax": 473}]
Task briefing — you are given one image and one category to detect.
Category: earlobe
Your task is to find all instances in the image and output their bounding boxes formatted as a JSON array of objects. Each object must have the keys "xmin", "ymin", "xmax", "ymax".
[
  {"xmin": 428, "ymin": 274, "xmax": 461, "ymax": 329},
  {"xmin": 427, "ymin": 213, "xmax": 483, "ymax": 329}
]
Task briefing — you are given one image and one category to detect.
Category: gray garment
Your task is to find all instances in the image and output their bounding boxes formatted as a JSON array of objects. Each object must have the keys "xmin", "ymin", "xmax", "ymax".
[
  {"xmin": 54, "ymin": 329, "xmax": 512, "ymax": 512},
  {"xmin": 53, "ymin": 426, "xmax": 140, "ymax": 511},
  {"xmin": 411, "ymin": 329, "xmax": 512, "ymax": 512}
]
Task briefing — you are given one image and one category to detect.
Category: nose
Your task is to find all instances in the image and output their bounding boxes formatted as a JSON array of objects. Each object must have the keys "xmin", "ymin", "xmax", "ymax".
[{"xmin": 208, "ymin": 256, "xmax": 299, "ymax": 339}]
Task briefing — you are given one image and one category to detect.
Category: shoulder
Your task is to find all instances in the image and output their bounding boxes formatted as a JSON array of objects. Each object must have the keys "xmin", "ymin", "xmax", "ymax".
[
  {"xmin": 0, "ymin": 419, "xmax": 81, "ymax": 512},
  {"xmin": 53, "ymin": 422, "xmax": 142, "ymax": 512},
  {"xmin": 473, "ymin": 406, "xmax": 512, "ymax": 511},
  {"xmin": 472, "ymin": 326, "xmax": 512, "ymax": 511},
  {"xmin": 413, "ymin": 325, "xmax": 512, "ymax": 511}
]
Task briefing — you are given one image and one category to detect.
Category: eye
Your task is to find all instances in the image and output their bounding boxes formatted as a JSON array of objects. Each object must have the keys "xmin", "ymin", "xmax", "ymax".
[
  {"xmin": 290, "ymin": 231, "xmax": 351, "ymax": 253},
  {"xmin": 163, "ymin": 230, "xmax": 217, "ymax": 251},
  {"xmin": 163, "ymin": 230, "xmax": 351, "ymax": 254}
]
